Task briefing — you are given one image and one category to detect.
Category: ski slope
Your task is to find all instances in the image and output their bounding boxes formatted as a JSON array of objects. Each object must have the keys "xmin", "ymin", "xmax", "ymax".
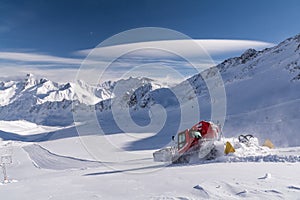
[
  {"xmin": 22, "ymin": 144, "xmax": 103, "ymax": 170},
  {"xmin": 0, "ymin": 129, "xmax": 300, "ymax": 200}
]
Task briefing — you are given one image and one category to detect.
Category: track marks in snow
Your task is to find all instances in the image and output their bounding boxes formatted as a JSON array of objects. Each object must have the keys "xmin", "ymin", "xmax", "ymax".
[
  {"xmin": 196, "ymin": 180, "xmax": 293, "ymax": 199},
  {"xmin": 23, "ymin": 144, "xmax": 102, "ymax": 170},
  {"xmin": 235, "ymin": 189, "xmax": 248, "ymax": 197},
  {"xmin": 220, "ymin": 154, "xmax": 300, "ymax": 163},
  {"xmin": 149, "ymin": 196, "xmax": 191, "ymax": 200},
  {"xmin": 258, "ymin": 173, "xmax": 272, "ymax": 180},
  {"xmin": 193, "ymin": 185, "xmax": 210, "ymax": 199},
  {"xmin": 287, "ymin": 185, "xmax": 300, "ymax": 191},
  {"xmin": 264, "ymin": 190, "xmax": 283, "ymax": 194}
]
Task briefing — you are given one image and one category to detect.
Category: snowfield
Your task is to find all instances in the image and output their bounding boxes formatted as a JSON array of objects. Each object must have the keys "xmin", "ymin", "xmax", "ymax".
[
  {"xmin": 1, "ymin": 33, "xmax": 300, "ymax": 199},
  {"xmin": 0, "ymin": 131, "xmax": 299, "ymax": 200},
  {"xmin": 0, "ymin": 120, "xmax": 71, "ymax": 135}
]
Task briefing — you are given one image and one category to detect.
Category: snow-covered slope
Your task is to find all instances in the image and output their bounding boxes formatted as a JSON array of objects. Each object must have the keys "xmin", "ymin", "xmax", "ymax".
[
  {"xmin": 0, "ymin": 33, "xmax": 300, "ymax": 146},
  {"xmin": 1, "ymin": 134, "xmax": 300, "ymax": 200},
  {"xmin": 214, "ymin": 34, "xmax": 300, "ymax": 146},
  {"xmin": 139, "ymin": 33, "xmax": 300, "ymax": 147},
  {"xmin": 0, "ymin": 120, "xmax": 69, "ymax": 135}
]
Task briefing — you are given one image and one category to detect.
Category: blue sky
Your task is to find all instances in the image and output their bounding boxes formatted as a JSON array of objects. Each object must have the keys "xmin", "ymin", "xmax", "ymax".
[{"xmin": 0, "ymin": 0, "xmax": 300, "ymax": 82}]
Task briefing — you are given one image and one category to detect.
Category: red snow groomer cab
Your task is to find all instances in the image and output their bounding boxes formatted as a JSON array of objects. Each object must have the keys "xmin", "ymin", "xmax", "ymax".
[{"xmin": 153, "ymin": 120, "xmax": 221, "ymax": 163}]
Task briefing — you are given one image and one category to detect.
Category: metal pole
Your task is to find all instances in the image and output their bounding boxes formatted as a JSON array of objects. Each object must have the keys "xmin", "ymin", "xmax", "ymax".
[{"xmin": 2, "ymin": 163, "xmax": 7, "ymax": 183}]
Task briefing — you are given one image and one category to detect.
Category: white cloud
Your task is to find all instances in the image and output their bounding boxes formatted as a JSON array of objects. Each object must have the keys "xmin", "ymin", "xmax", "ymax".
[
  {"xmin": 75, "ymin": 39, "xmax": 274, "ymax": 84},
  {"xmin": 0, "ymin": 64, "xmax": 79, "ymax": 83},
  {"xmin": 77, "ymin": 39, "xmax": 274, "ymax": 58},
  {"xmin": 0, "ymin": 39, "xmax": 275, "ymax": 83},
  {"xmin": 0, "ymin": 52, "xmax": 83, "ymax": 65}
]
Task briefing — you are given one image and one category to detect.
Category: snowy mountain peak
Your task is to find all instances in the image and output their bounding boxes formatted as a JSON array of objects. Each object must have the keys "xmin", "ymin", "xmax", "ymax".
[
  {"xmin": 240, "ymin": 48, "xmax": 257, "ymax": 62},
  {"xmin": 24, "ymin": 73, "xmax": 39, "ymax": 89},
  {"xmin": 0, "ymin": 74, "xmax": 163, "ymax": 125}
]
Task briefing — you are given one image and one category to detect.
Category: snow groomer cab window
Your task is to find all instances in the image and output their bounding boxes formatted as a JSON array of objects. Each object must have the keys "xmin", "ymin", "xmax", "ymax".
[{"xmin": 178, "ymin": 131, "xmax": 186, "ymax": 150}]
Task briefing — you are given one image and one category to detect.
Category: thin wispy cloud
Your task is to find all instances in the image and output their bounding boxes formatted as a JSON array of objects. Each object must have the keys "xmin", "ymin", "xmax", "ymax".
[
  {"xmin": 0, "ymin": 39, "xmax": 275, "ymax": 83},
  {"xmin": 0, "ymin": 52, "xmax": 83, "ymax": 65},
  {"xmin": 77, "ymin": 39, "xmax": 274, "ymax": 58},
  {"xmin": 0, "ymin": 65, "xmax": 80, "ymax": 83}
]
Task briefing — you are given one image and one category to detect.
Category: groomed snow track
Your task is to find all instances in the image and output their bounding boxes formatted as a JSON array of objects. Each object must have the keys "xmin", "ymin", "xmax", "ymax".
[{"xmin": 23, "ymin": 144, "xmax": 102, "ymax": 170}]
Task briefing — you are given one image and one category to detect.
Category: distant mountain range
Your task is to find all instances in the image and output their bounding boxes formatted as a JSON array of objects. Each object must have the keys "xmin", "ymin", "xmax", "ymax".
[{"xmin": 0, "ymin": 33, "xmax": 299, "ymax": 146}]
